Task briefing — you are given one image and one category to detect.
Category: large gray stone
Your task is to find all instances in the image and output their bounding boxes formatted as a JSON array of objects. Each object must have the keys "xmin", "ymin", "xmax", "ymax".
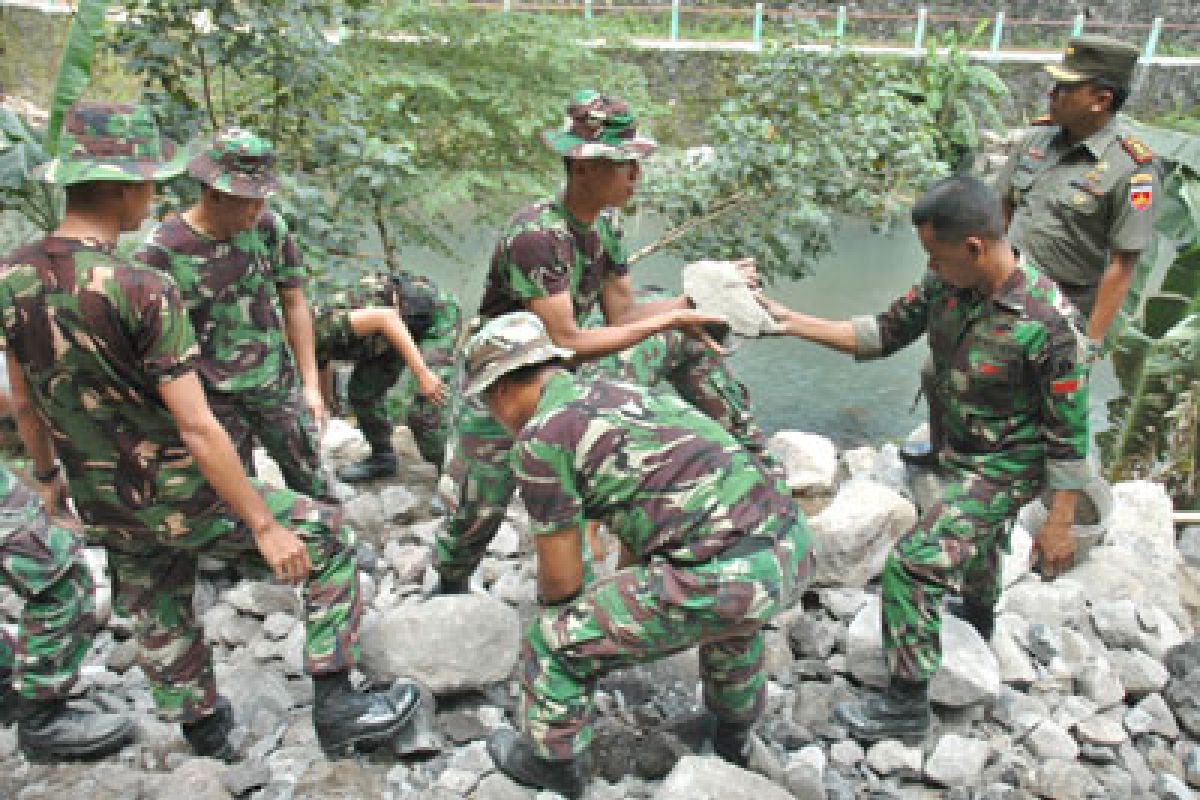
[
  {"xmin": 999, "ymin": 578, "xmax": 1086, "ymax": 629},
  {"xmin": 1108, "ymin": 648, "xmax": 1170, "ymax": 697},
  {"xmin": 767, "ymin": 431, "xmax": 839, "ymax": 495},
  {"xmin": 682, "ymin": 259, "xmax": 781, "ymax": 338},
  {"xmin": 1075, "ymin": 710, "xmax": 1128, "ymax": 747},
  {"xmin": 1031, "ymin": 758, "xmax": 1102, "ymax": 800},
  {"xmin": 1027, "ymin": 720, "xmax": 1079, "ymax": 761},
  {"xmin": 992, "ymin": 613, "xmax": 1037, "ymax": 687},
  {"xmin": 360, "ymin": 594, "xmax": 520, "ymax": 693},
  {"xmin": 216, "ymin": 663, "xmax": 294, "ymax": 736},
  {"xmin": 923, "ymin": 734, "xmax": 990, "ymax": 787},
  {"xmin": 807, "ymin": 479, "xmax": 917, "ymax": 587},
  {"xmin": 847, "ymin": 597, "xmax": 999, "ymax": 706},
  {"xmin": 653, "ymin": 755, "xmax": 793, "ymax": 800},
  {"xmin": 1125, "ymin": 693, "xmax": 1180, "ymax": 739},
  {"xmin": 1090, "ymin": 598, "xmax": 1188, "ymax": 661},
  {"xmin": 1076, "ymin": 655, "xmax": 1126, "ymax": 708},
  {"xmin": 474, "ymin": 773, "xmax": 536, "ymax": 800},
  {"xmin": 866, "ymin": 739, "xmax": 923, "ymax": 777}
]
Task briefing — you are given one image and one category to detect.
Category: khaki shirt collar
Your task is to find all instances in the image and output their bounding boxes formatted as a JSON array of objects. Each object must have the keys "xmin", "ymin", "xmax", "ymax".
[{"xmin": 1057, "ymin": 117, "xmax": 1121, "ymax": 161}]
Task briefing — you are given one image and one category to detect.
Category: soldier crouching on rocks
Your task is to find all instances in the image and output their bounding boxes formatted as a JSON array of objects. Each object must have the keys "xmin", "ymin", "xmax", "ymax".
[
  {"xmin": 758, "ymin": 176, "xmax": 1089, "ymax": 742},
  {"xmin": 0, "ymin": 101, "xmax": 421, "ymax": 761},
  {"xmin": 313, "ymin": 271, "xmax": 458, "ymax": 481},
  {"xmin": 0, "ymin": 462, "xmax": 134, "ymax": 761},
  {"xmin": 462, "ymin": 312, "xmax": 815, "ymax": 798}
]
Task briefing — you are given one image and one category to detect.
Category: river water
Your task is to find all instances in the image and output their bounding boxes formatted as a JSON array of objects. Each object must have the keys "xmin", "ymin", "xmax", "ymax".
[{"xmin": 401, "ymin": 213, "xmax": 932, "ymax": 446}]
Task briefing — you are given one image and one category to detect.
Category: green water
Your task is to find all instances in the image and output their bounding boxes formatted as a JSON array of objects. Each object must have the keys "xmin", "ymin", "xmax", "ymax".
[{"xmin": 400, "ymin": 214, "xmax": 933, "ymax": 446}]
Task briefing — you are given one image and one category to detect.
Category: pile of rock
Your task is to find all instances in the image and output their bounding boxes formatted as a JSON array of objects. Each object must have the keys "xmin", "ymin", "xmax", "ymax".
[{"xmin": 1, "ymin": 424, "xmax": 1198, "ymax": 800}]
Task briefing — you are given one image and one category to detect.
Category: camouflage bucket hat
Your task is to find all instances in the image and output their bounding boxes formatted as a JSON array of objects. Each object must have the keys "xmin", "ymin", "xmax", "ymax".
[
  {"xmin": 463, "ymin": 312, "xmax": 574, "ymax": 397},
  {"xmin": 187, "ymin": 127, "xmax": 280, "ymax": 198},
  {"xmin": 1046, "ymin": 35, "xmax": 1140, "ymax": 88},
  {"xmin": 33, "ymin": 102, "xmax": 188, "ymax": 186},
  {"xmin": 541, "ymin": 89, "xmax": 657, "ymax": 162}
]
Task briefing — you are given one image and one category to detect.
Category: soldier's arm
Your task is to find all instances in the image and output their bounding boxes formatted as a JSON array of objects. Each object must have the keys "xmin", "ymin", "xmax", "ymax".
[
  {"xmin": 1085, "ymin": 250, "xmax": 1138, "ymax": 342},
  {"xmin": 526, "ymin": 290, "xmax": 725, "ymax": 362},
  {"xmin": 756, "ymin": 293, "xmax": 857, "ymax": 353},
  {"xmin": 1088, "ymin": 161, "xmax": 1158, "ymax": 341},
  {"xmin": 158, "ymin": 372, "xmax": 312, "ymax": 584},
  {"xmin": 279, "ymin": 286, "xmax": 327, "ymax": 430},
  {"xmin": 7, "ymin": 351, "xmax": 65, "ymax": 511},
  {"xmin": 600, "ymin": 273, "xmax": 687, "ymax": 324},
  {"xmin": 349, "ymin": 308, "xmax": 446, "ymax": 404},
  {"xmin": 534, "ymin": 526, "xmax": 585, "ymax": 604}
]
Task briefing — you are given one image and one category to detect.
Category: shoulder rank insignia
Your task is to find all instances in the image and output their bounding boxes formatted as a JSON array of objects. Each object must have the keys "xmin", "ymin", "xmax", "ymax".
[
  {"xmin": 1120, "ymin": 135, "xmax": 1154, "ymax": 165},
  {"xmin": 1031, "ymin": 115, "xmax": 1055, "ymax": 126}
]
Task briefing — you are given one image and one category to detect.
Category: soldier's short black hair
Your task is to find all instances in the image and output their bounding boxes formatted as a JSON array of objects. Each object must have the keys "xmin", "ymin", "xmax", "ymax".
[{"xmin": 911, "ymin": 176, "xmax": 1005, "ymax": 242}]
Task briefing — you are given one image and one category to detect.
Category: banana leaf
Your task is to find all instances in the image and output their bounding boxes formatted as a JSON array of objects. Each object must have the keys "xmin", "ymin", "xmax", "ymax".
[
  {"xmin": 0, "ymin": 107, "xmax": 59, "ymax": 232},
  {"xmin": 44, "ymin": 0, "xmax": 111, "ymax": 155}
]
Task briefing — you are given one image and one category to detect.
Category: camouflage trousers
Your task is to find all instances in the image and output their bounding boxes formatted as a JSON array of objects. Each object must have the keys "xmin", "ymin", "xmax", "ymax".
[
  {"xmin": 881, "ymin": 472, "xmax": 1036, "ymax": 683},
  {"xmin": 346, "ymin": 341, "xmax": 457, "ymax": 468},
  {"xmin": 91, "ymin": 483, "xmax": 361, "ymax": 723},
  {"xmin": 0, "ymin": 491, "xmax": 96, "ymax": 700},
  {"xmin": 210, "ymin": 387, "xmax": 329, "ymax": 500},
  {"xmin": 435, "ymin": 330, "xmax": 771, "ymax": 583},
  {"xmin": 522, "ymin": 517, "xmax": 814, "ymax": 759}
]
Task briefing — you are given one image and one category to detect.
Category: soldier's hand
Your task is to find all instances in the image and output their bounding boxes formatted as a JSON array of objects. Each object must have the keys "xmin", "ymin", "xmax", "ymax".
[
  {"xmin": 1031, "ymin": 518, "xmax": 1075, "ymax": 581},
  {"xmin": 671, "ymin": 309, "xmax": 732, "ymax": 356},
  {"xmin": 303, "ymin": 385, "xmax": 328, "ymax": 436},
  {"xmin": 253, "ymin": 521, "xmax": 312, "ymax": 585},
  {"xmin": 37, "ymin": 474, "xmax": 69, "ymax": 517},
  {"xmin": 417, "ymin": 370, "xmax": 448, "ymax": 407}
]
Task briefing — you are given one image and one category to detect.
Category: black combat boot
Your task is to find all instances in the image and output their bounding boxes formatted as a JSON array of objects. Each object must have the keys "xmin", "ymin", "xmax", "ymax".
[
  {"xmin": 711, "ymin": 719, "xmax": 754, "ymax": 768},
  {"xmin": 312, "ymin": 671, "xmax": 421, "ymax": 757},
  {"xmin": 945, "ymin": 595, "xmax": 995, "ymax": 641},
  {"xmin": 835, "ymin": 679, "xmax": 931, "ymax": 743},
  {"xmin": 181, "ymin": 695, "xmax": 237, "ymax": 762},
  {"xmin": 16, "ymin": 696, "xmax": 135, "ymax": 762},
  {"xmin": 432, "ymin": 574, "xmax": 469, "ymax": 596},
  {"xmin": 337, "ymin": 451, "xmax": 399, "ymax": 483},
  {"xmin": 487, "ymin": 728, "xmax": 586, "ymax": 800}
]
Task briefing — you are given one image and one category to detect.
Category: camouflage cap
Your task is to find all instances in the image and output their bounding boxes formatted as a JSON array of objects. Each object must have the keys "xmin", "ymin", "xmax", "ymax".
[
  {"xmin": 463, "ymin": 312, "xmax": 574, "ymax": 396},
  {"xmin": 1046, "ymin": 35, "xmax": 1140, "ymax": 88},
  {"xmin": 541, "ymin": 89, "xmax": 656, "ymax": 162},
  {"xmin": 33, "ymin": 102, "xmax": 188, "ymax": 186},
  {"xmin": 187, "ymin": 127, "xmax": 280, "ymax": 198}
]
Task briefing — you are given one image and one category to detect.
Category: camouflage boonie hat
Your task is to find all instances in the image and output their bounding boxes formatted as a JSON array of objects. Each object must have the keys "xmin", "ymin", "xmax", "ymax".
[
  {"xmin": 1046, "ymin": 35, "xmax": 1139, "ymax": 88},
  {"xmin": 542, "ymin": 89, "xmax": 657, "ymax": 162},
  {"xmin": 463, "ymin": 312, "xmax": 574, "ymax": 396},
  {"xmin": 34, "ymin": 102, "xmax": 188, "ymax": 186},
  {"xmin": 187, "ymin": 127, "xmax": 280, "ymax": 198}
]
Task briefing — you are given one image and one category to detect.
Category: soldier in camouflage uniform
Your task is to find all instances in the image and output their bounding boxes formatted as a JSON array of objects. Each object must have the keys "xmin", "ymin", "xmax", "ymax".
[
  {"xmin": 760, "ymin": 177, "xmax": 1089, "ymax": 741},
  {"xmin": 314, "ymin": 271, "xmax": 459, "ymax": 480},
  {"xmin": 434, "ymin": 90, "xmax": 766, "ymax": 593},
  {"xmin": 3, "ymin": 102, "xmax": 420, "ymax": 759},
  {"xmin": 460, "ymin": 313, "xmax": 813, "ymax": 798},
  {"xmin": 136, "ymin": 128, "xmax": 329, "ymax": 499},
  {"xmin": 0, "ymin": 462, "xmax": 134, "ymax": 760}
]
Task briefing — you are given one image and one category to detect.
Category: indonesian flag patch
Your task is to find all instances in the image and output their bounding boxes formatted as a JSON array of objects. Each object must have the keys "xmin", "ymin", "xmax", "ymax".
[
  {"xmin": 1052, "ymin": 378, "xmax": 1081, "ymax": 394},
  {"xmin": 1130, "ymin": 175, "xmax": 1153, "ymax": 211}
]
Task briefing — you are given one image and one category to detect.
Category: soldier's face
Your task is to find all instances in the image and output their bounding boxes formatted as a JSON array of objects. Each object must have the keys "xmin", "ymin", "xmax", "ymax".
[
  {"xmin": 1048, "ymin": 80, "xmax": 1108, "ymax": 127},
  {"xmin": 917, "ymin": 223, "xmax": 985, "ymax": 291},
  {"xmin": 206, "ymin": 190, "xmax": 265, "ymax": 236},
  {"xmin": 576, "ymin": 158, "xmax": 641, "ymax": 208}
]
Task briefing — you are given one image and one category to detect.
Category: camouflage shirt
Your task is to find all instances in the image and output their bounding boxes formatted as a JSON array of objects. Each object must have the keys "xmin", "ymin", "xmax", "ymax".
[
  {"xmin": 135, "ymin": 210, "xmax": 306, "ymax": 395},
  {"xmin": 995, "ymin": 118, "xmax": 1158, "ymax": 317},
  {"xmin": 852, "ymin": 261, "xmax": 1089, "ymax": 490},
  {"xmin": 314, "ymin": 271, "xmax": 458, "ymax": 366},
  {"xmin": 477, "ymin": 199, "xmax": 628, "ymax": 326},
  {"xmin": 512, "ymin": 371, "xmax": 796, "ymax": 564},
  {"xmin": 0, "ymin": 237, "xmax": 223, "ymax": 534}
]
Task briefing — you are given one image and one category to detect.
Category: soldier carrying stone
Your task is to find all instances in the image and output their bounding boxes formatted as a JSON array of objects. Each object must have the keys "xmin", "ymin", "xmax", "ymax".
[
  {"xmin": 136, "ymin": 128, "xmax": 331, "ymax": 499},
  {"xmin": 313, "ymin": 270, "xmax": 458, "ymax": 481},
  {"xmin": 0, "ymin": 101, "xmax": 421, "ymax": 760},
  {"xmin": 758, "ymin": 176, "xmax": 1089, "ymax": 741},
  {"xmin": 460, "ymin": 312, "xmax": 815, "ymax": 798}
]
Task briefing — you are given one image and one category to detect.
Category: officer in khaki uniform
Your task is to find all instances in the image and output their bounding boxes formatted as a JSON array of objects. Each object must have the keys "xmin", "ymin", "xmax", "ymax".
[{"xmin": 996, "ymin": 34, "xmax": 1158, "ymax": 353}]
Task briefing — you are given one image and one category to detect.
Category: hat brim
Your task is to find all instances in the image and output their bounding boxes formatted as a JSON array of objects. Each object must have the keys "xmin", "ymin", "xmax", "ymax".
[
  {"xmin": 464, "ymin": 343, "xmax": 575, "ymax": 397},
  {"xmin": 541, "ymin": 130, "xmax": 657, "ymax": 162},
  {"xmin": 1044, "ymin": 64, "xmax": 1090, "ymax": 83},
  {"xmin": 186, "ymin": 153, "xmax": 280, "ymax": 199},
  {"xmin": 33, "ymin": 145, "xmax": 189, "ymax": 186}
]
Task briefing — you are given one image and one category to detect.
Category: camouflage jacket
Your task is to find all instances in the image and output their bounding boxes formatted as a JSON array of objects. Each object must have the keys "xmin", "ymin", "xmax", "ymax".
[
  {"xmin": 135, "ymin": 210, "xmax": 306, "ymax": 396},
  {"xmin": 512, "ymin": 371, "xmax": 797, "ymax": 564},
  {"xmin": 852, "ymin": 261, "xmax": 1089, "ymax": 490},
  {"xmin": 477, "ymin": 199, "xmax": 628, "ymax": 326},
  {"xmin": 0, "ymin": 237, "xmax": 222, "ymax": 534},
  {"xmin": 314, "ymin": 271, "xmax": 460, "ymax": 366}
]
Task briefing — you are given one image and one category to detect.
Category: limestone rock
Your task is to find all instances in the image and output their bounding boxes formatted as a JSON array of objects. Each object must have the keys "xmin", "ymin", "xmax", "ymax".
[
  {"xmin": 866, "ymin": 739, "xmax": 922, "ymax": 777},
  {"xmin": 923, "ymin": 733, "xmax": 990, "ymax": 787},
  {"xmin": 1124, "ymin": 693, "xmax": 1180, "ymax": 739},
  {"xmin": 1001, "ymin": 523, "xmax": 1033, "ymax": 589},
  {"xmin": 1076, "ymin": 655, "xmax": 1126, "ymax": 708},
  {"xmin": 1108, "ymin": 648, "xmax": 1170, "ymax": 697},
  {"xmin": 360, "ymin": 594, "xmax": 520, "ymax": 693},
  {"xmin": 767, "ymin": 431, "xmax": 838, "ymax": 495},
  {"xmin": 999, "ymin": 579, "xmax": 1086, "ymax": 629},
  {"xmin": 653, "ymin": 755, "xmax": 793, "ymax": 800},
  {"xmin": 808, "ymin": 479, "xmax": 916, "ymax": 587},
  {"xmin": 1031, "ymin": 758, "xmax": 1102, "ymax": 800},
  {"xmin": 1090, "ymin": 598, "xmax": 1188, "ymax": 661},
  {"xmin": 992, "ymin": 613, "xmax": 1037, "ymax": 687},
  {"xmin": 1027, "ymin": 720, "xmax": 1079, "ymax": 761},
  {"xmin": 682, "ymin": 259, "xmax": 781, "ymax": 338},
  {"xmin": 847, "ymin": 596, "xmax": 998, "ymax": 706},
  {"xmin": 321, "ymin": 418, "xmax": 369, "ymax": 460},
  {"xmin": 1075, "ymin": 710, "xmax": 1128, "ymax": 747}
]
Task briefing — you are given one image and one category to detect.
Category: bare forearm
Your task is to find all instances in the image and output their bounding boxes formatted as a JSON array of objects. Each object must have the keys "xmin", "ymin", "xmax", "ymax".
[
  {"xmin": 1085, "ymin": 253, "xmax": 1137, "ymax": 340},
  {"xmin": 282, "ymin": 293, "xmax": 321, "ymax": 391},
  {"xmin": 556, "ymin": 314, "xmax": 679, "ymax": 360},
  {"xmin": 357, "ymin": 310, "xmax": 435, "ymax": 380},
  {"xmin": 779, "ymin": 310, "xmax": 858, "ymax": 355},
  {"xmin": 1045, "ymin": 489, "xmax": 1079, "ymax": 525},
  {"xmin": 611, "ymin": 295, "xmax": 689, "ymax": 324}
]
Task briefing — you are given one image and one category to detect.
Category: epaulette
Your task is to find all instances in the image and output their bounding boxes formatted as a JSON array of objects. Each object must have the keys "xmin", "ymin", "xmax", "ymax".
[
  {"xmin": 1120, "ymin": 134, "xmax": 1154, "ymax": 165},
  {"xmin": 1030, "ymin": 115, "xmax": 1055, "ymax": 126}
]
